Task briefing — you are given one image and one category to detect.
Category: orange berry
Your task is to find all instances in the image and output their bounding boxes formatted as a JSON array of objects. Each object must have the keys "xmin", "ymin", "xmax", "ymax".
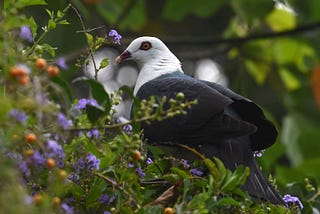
[
  {"xmin": 10, "ymin": 65, "xmax": 28, "ymax": 77},
  {"xmin": 58, "ymin": 170, "xmax": 68, "ymax": 180},
  {"xmin": 25, "ymin": 133, "xmax": 37, "ymax": 144},
  {"xmin": 35, "ymin": 58, "xmax": 47, "ymax": 70},
  {"xmin": 52, "ymin": 197, "xmax": 61, "ymax": 206},
  {"xmin": 133, "ymin": 150, "xmax": 142, "ymax": 161},
  {"xmin": 164, "ymin": 207, "xmax": 174, "ymax": 214},
  {"xmin": 24, "ymin": 149, "xmax": 34, "ymax": 157},
  {"xmin": 46, "ymin": 65, "xmax": 60, "ymax": 77},
  {"xmin": 25, "ymin": 133, "xmax": 36, "ymax": 143},
  {"xmin": 19, "ymin": 75, "xmax": 30, "ymax": 86},
  {"xmin": 33, "ymin": 194, "xmax": 43, "ymax": 204},
  {"xmin": 11, "ymin": 134, "xmax": 20, "ymax": 142},
  {"xmin": 46, "ymin": 158, "xmax": 56, "ymax": 168}
]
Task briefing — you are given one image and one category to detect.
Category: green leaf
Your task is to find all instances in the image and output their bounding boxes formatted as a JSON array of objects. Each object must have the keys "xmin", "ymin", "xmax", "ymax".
[
  {"xmin": 86, "ymin": 33, "xmax": 94, "ymax": 49},
  {"xmin": 266, "ymin": 7, "xmax": 296, "ymax": 31},
  {"xmin": 279, "ymin": 68, "xmax": 300, "ymax": 91},
  {"xmin": 41, "ymin": 43, "xmax": 57, "ymax": 57},
  {"xmin": 99, "ymin": 58, "xmax": 109, "ymax": 70},
  {"xmin": 50, "ymin": 76, "xmax": 73, "ymax": 102},
  {"xmin": 171, "ymin": 167, "xmax": 190, "ymax": 179},
  {"xmin": 16, "ymin": 0, "xmax": 46, "ymax": 8},
  {"xmin": 45, "ymin": 9, "xmax": 53, "ymax": 18},
  {"xmin": 245, "ymin": 59, "xmax": 270, "ymax": 84},
  {"xmin": 58, "ymin": 20, "xmax": 70, "ymax": 25},
  {"xmin": 86, "ymin": 105, "xmax": 105, "ymax": 124},
  {"xmin": 47, "ymin": 19, "xmax": 56, "ymax": 31},
  {"xmin": 216, "ymin": 197, "xmax": 242, "ymax": 207},
  {"xmin": 87, "ymin": 79, "xmax": 111, "ymax": 112}
]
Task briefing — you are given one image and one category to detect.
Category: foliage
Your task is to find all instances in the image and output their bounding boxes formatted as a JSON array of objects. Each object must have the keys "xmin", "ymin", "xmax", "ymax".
[{"xmin": 1, "ymin": 0, "xmax": 320, "ymax": 213}]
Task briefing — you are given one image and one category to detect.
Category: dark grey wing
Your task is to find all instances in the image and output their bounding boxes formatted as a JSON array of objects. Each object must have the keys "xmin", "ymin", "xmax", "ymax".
[
  {"xmin": 202, "ymin": 81, "xmax": 278, "ymax": 151},
  {"xmin": 135, "ymin": 72, "xmax": 257, "ymax": 145}
]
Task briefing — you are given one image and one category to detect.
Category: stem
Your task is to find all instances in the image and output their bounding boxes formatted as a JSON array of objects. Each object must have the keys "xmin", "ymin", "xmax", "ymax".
[
  {"xmin": 93, "ymin": 172, "xmax": 140, "ymax": 209},
  {"xmin": 309, "ymin": 188, "xmax": 320, "ymax": 202},
  {"xmin": 27, "ymin": 4, "xmax": 71, "ymax": 56},
  {"xmin": 70, "ymin": 3, "xmax": 99, "ymax": 80}
]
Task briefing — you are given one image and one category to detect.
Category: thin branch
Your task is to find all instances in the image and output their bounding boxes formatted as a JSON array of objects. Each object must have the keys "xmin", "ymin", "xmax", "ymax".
[
  {"xmin": 93, "ymin": 172, "xmax": 140, "ymax": 209},
  {"xmin": 70, "ymin": 3, "xmax": 99, "ymax": 80}
]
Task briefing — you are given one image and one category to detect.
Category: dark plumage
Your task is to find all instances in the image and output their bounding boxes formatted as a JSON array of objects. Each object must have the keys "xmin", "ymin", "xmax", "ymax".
[{"xmin": 116, "ymin": 36, "xmax": 283, "ymax": 204}]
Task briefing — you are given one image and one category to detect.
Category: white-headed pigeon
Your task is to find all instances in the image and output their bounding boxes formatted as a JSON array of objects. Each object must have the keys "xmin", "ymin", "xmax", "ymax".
[{"xmin": 116, "ymin": 36, "xmax": 283, "ymax": 204}]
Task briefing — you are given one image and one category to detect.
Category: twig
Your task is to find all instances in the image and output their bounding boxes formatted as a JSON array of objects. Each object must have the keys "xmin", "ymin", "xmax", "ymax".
[
  {"xmin": 309, "ymin": 188, "xmax": 320, "ymax": 202},
  {"xmin": 70, "ymin": 3, "xmax": 99, "ymax": 80},
  {"xmin": 93, "ymin": 172, "xmax": 140, "ymax": 209}
]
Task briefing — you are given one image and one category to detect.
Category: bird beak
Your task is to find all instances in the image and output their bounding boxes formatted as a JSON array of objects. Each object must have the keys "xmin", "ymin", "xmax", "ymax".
[{"xmin": 115, "ymin": 50, "xmax": 131, "ymax": 64}]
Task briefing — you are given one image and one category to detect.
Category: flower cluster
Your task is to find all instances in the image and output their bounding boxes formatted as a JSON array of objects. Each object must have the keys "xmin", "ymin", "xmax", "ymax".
[
  {"xmin": 283, "ymin": 194, "xmax": 304, "ymax": 209},
  {"xmin": 20, "ymin": 25, "xmax": 33, "ymax": 42},
  {"xmin": 8, "ymin": 109, "xmax": 28, "ymax": 125},
  {"xmin": 76, "ymin": 98, "xmax": 100, "ymax": 109},
  {"xmin": 108, "ymin": 29, "xmax": 122, "ymax": 45},
  {"xmin": 74, "ymin": 153, "xmax": 100, "ymax": 173}
]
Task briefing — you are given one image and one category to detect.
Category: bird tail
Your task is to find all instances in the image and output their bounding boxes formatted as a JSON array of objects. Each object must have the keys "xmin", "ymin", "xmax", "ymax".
[{"xmin": 243, "ymin": 159, "xmax": 284, "ymax": 204}]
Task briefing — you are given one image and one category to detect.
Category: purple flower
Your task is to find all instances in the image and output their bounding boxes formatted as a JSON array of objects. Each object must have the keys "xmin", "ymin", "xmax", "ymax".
[
  {"xmin": 55, "ymin": 57, "xmax": 68, "ymax": 70},
  {"xmin": 7, "ymin": 152, "xmax": 22, "ymax": 162},
  {"xmin": 87, "ymin": 98, "xmax": 99, "ymax": 107},
  {"xmin": 253, "ymin": 149, "xmax": 266, "ymax": 158},
  {"xmin": 146, "ymin": 157, "xmax": 153, "ymax": 165},
  {"xmin": 190, "ymin": 168, "xmax": 203, "ymax": 177},
  {"xmin": 87, "ymin": 129, "xmax": 99, "ymax": 139},
  {"xmin": 58, "ymin": 113, "xmax": 73, "ymax": 130},
  {"xmin": 181, "ymin": 159, "xmax": 190, "ymax": 168},
  {"xmin": 8, "ymin": 109, "xmax": 28, "ymax": 125},
  {"xmin": 19, "ymin": 161, "xmax": 30, "ymax": 177},
  {"xmin": 86, "ymin": 153, "xmax": 100, "ymax": 171},
  {"xmin": 283, "ymin": 194, "xmax": 303, "ymax": 209},
  {"xmin": 76, "ymin": 98, "xmax": 88, "ymax": 109},
  {"xmin": 137, "ymin": 167, "xmax": 145, "ymax": 178},
  {"xmin": 108, "ymin": 29, "xmax": 122, "ymax": 45},
  {"xmin": 122, "ymin": 124, "xmax": 132, "ymax": 135},
  {"xmin": 128, "ymin": 163, "xmax": 134, "ymax": 168},
  {"xmin": 100, "ymin": 194, "xmax": 115, "ymax": 206},
  {"xmin": 46, "ymin": 140, "xmax": 65, "ymax": 160},
  {"xmin": 20, "ymin": 25, "xmax": 33, "ymax": 42},
  {"xmin": 32, "ymin": 150, "xmax": 45, "ymax": 166},
  {"xmin": 24, "ymin": 195, "xmax": 33, "ymax": 205},
  {"xmin": 67, "ymin": 173, "xmax": 80, "ymax": 183},
  {"xmin": 36, "ymin": 92, "xmax": 49, "ymax": 106},
  {"xmin": 61, "ymin": 203, "xmax": 74, "ymax": 214},
  {"xmin": 104, "ymin": 212, "xmax": 111, "ymax": 214},
  {"xmin": 76, "ymin": 98, "xmax": 99, "ymax": 109},
  {"xmin": 74, "ymin": 158, "xmax": 86, "ymax": 173}
]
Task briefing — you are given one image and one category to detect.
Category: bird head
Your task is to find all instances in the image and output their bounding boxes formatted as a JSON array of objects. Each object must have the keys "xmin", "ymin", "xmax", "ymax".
[
  {"xmin": 115, "ymin": 36, "xmax": 182, "ymax": 95},
  {"xmin": 115, "ymin": 36, "xmax": 181, "ymax": 69}
]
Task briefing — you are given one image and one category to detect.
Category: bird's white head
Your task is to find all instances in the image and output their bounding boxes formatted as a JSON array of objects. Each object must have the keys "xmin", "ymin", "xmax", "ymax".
[{"xmin": 115, "ymin": 36, "xmax": 183, "ymax": 94}]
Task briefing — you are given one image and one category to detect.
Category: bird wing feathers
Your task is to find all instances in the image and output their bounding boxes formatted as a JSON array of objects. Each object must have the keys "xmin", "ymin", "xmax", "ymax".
[{"xmin": 136, "ymin": 72, "xmax": 276, "ymax": 150}]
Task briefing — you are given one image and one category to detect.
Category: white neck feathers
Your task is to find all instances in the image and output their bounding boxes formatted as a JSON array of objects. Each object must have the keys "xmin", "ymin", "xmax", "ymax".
[{"xmin": 133, "ymin": 55, "xmax": 182, "ymax": 95}]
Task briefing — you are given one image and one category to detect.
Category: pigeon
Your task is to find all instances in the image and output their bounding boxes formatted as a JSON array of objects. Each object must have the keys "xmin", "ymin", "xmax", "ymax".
[{"xmin": 115, "ymin": 36, "xmax": 283, "ymax": 204}]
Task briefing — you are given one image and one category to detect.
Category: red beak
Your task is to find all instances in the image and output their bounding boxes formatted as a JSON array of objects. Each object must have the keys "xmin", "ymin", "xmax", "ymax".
[{"xmin": 115, "ymin": 50, "xmax": 131, "ymax": 63}]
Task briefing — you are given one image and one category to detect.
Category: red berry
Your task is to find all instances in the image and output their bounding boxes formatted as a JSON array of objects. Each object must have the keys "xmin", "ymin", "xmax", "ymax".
[
  {"xmin": 46, "ymin": 158, "xmax": 56, "ymax": 168},
  {"xmin": 25, "ymin": 133, "xmax": 37, "ymax": 144},
  {"xmin": 46, "ymin": 65, "xmax": 60, "ymax": 77},
  {"xmin": 35, "ymin": 58, "xmax": 47, "ymax": 70}
]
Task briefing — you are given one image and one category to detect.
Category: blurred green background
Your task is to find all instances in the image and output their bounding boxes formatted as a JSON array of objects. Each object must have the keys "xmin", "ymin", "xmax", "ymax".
[{"xmin": 25, "ymin": 0, "xmax": 320, "ymax": 188}]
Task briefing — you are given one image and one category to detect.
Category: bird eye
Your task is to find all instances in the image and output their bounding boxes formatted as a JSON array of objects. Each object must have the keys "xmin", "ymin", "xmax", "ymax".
[{"xmin": 139, "ymin": 41, "xmax": 152, "ymax": 51}]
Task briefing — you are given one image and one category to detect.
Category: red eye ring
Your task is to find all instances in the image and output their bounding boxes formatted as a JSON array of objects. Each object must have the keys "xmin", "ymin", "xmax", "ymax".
[{"xmin": 140, "ymin": 41, "xmax": 152, "ymax": 50}]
